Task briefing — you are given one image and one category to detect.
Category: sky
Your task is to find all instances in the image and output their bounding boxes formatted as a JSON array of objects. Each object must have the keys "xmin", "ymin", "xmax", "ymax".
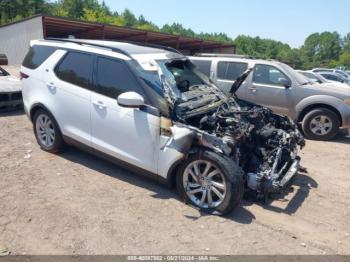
[{"xmin": 103, "ymin": 0, "xmax": 350, "ymax": 48}]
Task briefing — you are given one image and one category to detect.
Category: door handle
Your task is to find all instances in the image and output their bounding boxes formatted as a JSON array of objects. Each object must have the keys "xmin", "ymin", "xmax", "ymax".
[
  {"xmin": 47, "ymin": 82, "xmax": 56, "ymax": 89},
  {"xmin": 249, "ymin": 87, "xmax": 257, "ymax": 93},
  {"xmin": 46, "ymin": 82, "xmax": 56, "ymax": 92},
  {"xmin": 92, "ymin": 100, "xmax": 106, "ymax": 109}
]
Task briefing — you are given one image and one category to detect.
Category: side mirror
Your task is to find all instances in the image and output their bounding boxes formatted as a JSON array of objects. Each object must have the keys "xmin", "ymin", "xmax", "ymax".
[
  {"xmin": 117, "ymin": 92, "xmax": 144, "ymax": 108},
  {"xmin": 278, "ymin": 77, "xmax": 291, "ymax": 88}
]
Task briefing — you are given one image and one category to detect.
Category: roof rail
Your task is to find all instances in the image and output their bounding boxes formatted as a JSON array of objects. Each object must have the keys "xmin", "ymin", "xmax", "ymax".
[
  {"xmin": 194, "ymin": 53, "xmax": 256, "ymax": 59},
  {"xmin": 124, "ymin": 41, "xmax": 183, "ymax": 55},
  {"xmin": 44, "ymin": 38, "xmax": 133, "ymax": 58}
]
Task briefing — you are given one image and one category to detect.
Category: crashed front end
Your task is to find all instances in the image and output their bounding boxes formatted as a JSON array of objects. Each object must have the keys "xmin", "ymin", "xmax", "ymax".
[
  {"xmin": 150, "ymin": 57, "xmax": 305, "ymax": 199},
  {"xmin": 137, "ymin": 56, "xmax": 305, "ymax": 198},
  {"xmin": 169, "ymin": 83, "xmax": 305, "ymax": 198}
]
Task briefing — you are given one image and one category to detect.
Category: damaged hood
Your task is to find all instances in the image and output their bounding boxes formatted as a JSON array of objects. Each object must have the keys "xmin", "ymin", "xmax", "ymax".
[
  {"xmin": 229, "ymin": 68, "xmax": 253, "ymax": 94},
  {"xmin": 155, "ymin": 58, "xmax": 305, "ymax": 197}
]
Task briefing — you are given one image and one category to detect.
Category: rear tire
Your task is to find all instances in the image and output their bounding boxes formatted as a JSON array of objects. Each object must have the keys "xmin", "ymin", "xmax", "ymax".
[
  {"xmin": 33, "ymin": 109, "xmax": 64, "ymax": 153},
  {"xmin": 301, "ymin": 108, "xmax": 340, "ymax": 141},
  {"xmin": 176, "ymin": 150, "xmax": 244, "ymax": 215}
]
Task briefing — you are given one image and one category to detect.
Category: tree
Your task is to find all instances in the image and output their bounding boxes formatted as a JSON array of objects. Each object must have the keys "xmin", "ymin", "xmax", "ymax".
[
  {"xmin": 339, "ymin": 51, "xmax": 350, "ymax": 68},
  {"xmin": 0, "ymin": 0, "xmax": 349, "ymax": 69},
  {"xmin": 343, "ymin": 33, "xmax": 350, "ymax": 52},
  {"xmin": 122, "ymin": 8, "xmax": 137, "ymax": 27},
  {"xmin": 0, "ymin": 0, "xmax": 49, "ymax": 24},
  {"xmin": 302, "ymin": 31, "xmax": 341, "ymax": 67}
]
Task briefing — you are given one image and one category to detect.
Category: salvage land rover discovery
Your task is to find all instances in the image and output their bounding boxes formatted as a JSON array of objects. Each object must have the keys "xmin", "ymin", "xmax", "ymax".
[{"xmin": 21, "ymin": 39, "xmax": 305, "ymax": 215}]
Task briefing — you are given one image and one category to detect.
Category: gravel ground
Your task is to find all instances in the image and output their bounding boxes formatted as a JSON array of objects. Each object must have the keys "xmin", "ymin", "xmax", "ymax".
[{"xmin": 0, "ymin": 111, "xmax": 349, "ymax": 255}]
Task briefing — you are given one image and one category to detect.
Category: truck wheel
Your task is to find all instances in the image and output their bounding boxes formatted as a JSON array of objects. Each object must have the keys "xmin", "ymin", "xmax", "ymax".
[
  {"xmin": 33, "ymin": 109, "xmax": 64, "ymax": 153},
  {"xmin": 176, "ymin": 150, "xmax": 244, "ymax": 215},
  {"xmin": 302, "ymin": 108, "xmax": 340, "ymax": 140}
]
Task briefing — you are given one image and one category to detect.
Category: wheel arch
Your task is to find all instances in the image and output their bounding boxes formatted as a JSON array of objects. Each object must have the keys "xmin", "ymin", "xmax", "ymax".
[
  {"xmin": 165, "ymin": 146, "xmax": 210, "ymax": 188},
  {"xmin": 166, "ymin": 147, "xmax": 241, "ymax": 188},
  {"xmin": 30, "ymin": 103, "xmax": 52, "ymax": 122},
  {"xmin": 29, "ymin": 103, "xmax": 64, "ymax": 136},
  {"xmin": 166, "ymin": 158, "xmax": 184, "ymax": 188},
  {"xmin": 297, "ymin": 103, "xmax": 342, "ymax": 126}
]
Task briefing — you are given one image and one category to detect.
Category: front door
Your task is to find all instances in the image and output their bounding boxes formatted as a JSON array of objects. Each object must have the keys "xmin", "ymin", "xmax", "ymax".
[
  {"xmin": 90, "ymin": 56, "xmax": 159, "ymax": 173},
  {"xmin": 245, "ymin": 64, "xmax": 294, "ymax": 116}
]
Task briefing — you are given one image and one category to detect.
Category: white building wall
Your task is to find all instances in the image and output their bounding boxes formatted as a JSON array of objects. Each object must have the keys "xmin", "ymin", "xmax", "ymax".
[{"xmin": 0, "ymin": 16, "xmax": 44, "ymax": 65}]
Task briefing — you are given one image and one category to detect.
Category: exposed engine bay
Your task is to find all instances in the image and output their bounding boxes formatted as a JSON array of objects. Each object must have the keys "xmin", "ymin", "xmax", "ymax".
[{"xmin": 158, "ymin": 59, "xmax": 305, "ymax": 198}]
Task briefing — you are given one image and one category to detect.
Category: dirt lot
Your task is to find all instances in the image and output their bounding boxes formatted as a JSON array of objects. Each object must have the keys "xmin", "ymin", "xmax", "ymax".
[{"xmin": 0, "ymin": 111, "xmax": 349, "ymax": 255}]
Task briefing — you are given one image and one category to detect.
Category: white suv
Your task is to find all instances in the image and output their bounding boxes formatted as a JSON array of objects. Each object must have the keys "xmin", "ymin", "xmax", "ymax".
[{"xmin": 21, "ymin": 39, "xmax": 304, "ymax": 215}]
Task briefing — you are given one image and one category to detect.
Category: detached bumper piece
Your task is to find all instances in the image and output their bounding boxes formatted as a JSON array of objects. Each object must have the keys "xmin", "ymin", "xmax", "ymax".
[
  {"xmin": 0, "ymin": 91, "xmax": 23, "ymax": 112},
  {"xmin": 278, "ymin": 159, "xmax": 300, "ymax": 188},
  {"xmin": 262, "ymin": 158, "xmax": 300, "ymax": 195}
]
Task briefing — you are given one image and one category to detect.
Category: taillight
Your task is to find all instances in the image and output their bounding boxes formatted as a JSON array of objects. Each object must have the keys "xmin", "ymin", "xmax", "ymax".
[{"xmin": 20, "ymin": 72, "xmax": 29, "ymax": 80}]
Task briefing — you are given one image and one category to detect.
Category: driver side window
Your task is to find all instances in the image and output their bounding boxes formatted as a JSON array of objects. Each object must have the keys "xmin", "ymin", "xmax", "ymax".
[{"xmin": 253, "ymin": 64, "xmax": 290, "ymax": 86}]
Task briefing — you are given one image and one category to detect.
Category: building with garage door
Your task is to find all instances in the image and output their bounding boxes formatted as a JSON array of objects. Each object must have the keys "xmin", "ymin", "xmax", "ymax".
[{"xmin": 0, "ymin": 14, "xmax": 235, "ymax": 65}]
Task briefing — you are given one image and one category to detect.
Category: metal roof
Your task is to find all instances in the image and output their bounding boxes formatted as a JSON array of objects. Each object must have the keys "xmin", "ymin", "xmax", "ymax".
[{"xmin": 21, "ymin": 15, "xmax": 234, "ymax": 54}]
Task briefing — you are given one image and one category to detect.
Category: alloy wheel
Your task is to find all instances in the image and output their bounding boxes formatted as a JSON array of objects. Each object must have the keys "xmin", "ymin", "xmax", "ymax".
[
  {"xmin": 35, "ymin": 114, "xmax": 55, "ymax": 148},
  {"xmin": 183, "ymin": 160, "xmax": 226, "ymax": 209},
  {"xmin": 310, "ymin": 115, "xmax": 333, "ymax": 136}
]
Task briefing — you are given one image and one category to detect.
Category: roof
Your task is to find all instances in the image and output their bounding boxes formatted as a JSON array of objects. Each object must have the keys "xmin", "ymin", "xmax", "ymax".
[
  {"xmin": 48, "ymin": 38, "xmax": 179, "ymax": 55},
  {"xmin": 0, "ymin": 15, "xmax": 235, "ymax": 54},
  {"xmin": 41, "ymin": 38, "xmax": 185, "ymax": 61}
]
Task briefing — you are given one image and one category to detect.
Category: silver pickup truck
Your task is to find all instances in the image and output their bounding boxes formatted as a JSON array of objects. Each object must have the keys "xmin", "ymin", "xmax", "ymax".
[{"xmin": 189, "ymin": 54, "xmax": 350, "ymax": 140}]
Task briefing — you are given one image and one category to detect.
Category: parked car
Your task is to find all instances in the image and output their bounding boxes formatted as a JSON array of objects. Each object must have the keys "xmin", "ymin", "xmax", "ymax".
[
  {"xmin": 318, "ymin": 72, "xmax": 350, "ymax": 86},
  {"xmin": 297, "ymin": 70, "xmax": 350, "ymax": 89},
  {"xmin": 312, "ymin": 68, "xmax": 350, "ymax": 79},
  {"xmin": 21, "ymin": 39, "xmax": 305, "ymax": 215},
  {"xmin": 189, "ymin": 54, "xmax": 350, "ymax": 140},
  {"xmin": 0, "ymin": 66, "xmax": 22, "ymax": 111}
]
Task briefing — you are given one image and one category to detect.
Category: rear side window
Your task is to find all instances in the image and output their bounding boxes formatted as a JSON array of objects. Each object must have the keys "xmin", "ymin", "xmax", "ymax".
[
  {"xmin": 22, "ymin": 45, "xmax": 57, "ymax": 69},
  {"xmin": 95, "ymin": 56, "xmax": 141, "ymax": 99},
  {"xmin": 191, "ymin": 60, "xmax": 212, "ymax": 77},
  {"xmin": 55, "ymin": 52, "xmax": 93, "ymax": 89},
  {"xmin": 217, "ymin": 61, "xmax": 248, "ymax": 81}
]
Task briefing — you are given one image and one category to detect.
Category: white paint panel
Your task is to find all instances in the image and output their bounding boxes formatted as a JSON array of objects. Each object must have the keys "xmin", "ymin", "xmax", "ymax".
[{"xmin": 0, "ymin": 16, "xmax": 44, "ymax": 65}]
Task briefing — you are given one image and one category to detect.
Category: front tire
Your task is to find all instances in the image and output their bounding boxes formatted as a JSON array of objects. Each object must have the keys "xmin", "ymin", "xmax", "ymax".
[
  {"xmin": 301, "ymin": 108, "xmax": 340, "ymax": 140},
  {"xmin": 33, "ymin": 109, "xmax": 64, "ymax": 153},
  {"xmin": 176, "ymin": 150, "xmax": 244, "ymax": 215}
]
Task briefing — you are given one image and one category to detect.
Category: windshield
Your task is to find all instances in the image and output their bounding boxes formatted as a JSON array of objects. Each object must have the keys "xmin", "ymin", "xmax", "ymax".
[
  {"xmin": 155, "ymin": 59, "xmax": 221, "ymax": 104},
  {"xmin": 279, "ymin": 63, "xmax": 310, "ymax": 85},
  {"xmin": 157, "ymin": 59, "xmax": 212, "ymax": 90},
  {"xmin": 335, "ymin": 70, "xmax": 350, "ymax": 78},
  {"xmin": 130, "ymin": 58, "xmax": 220, "ymax": 105},
  {"xmin": 299, "ymin": 71, "xmax": 328, "ymax": 83},
  {"xmin": 314, "ymin": 73, "xmax": 329, "ymax": 83}
]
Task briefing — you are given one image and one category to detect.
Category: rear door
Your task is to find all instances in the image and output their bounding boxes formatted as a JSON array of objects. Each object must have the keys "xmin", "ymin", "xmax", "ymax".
[
  {"xmin": 190, "ymin": 59, "xmax": 212, "ymax": 78},
  {"xmin": 90, "ymin": 56, "xmax": 159, "ymax": 173},
  {"xmin": 214, "ymin": 60, "xmax": 249, "ymax": 97},
  {"xmin": 49, "ymin": 51, "xmax": 93, "ymax": 146}
]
